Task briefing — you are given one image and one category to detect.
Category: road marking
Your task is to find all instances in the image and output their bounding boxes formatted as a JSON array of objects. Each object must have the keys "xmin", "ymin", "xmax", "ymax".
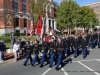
[
  {"xmin": 64, "ymin": 59, "xmax": 100, "ymax": 63},
  {"xmin": 61, "ymin": 68, "xmax": 68, "ymax": 75},
  {"xmin": 72, "ymin": 59, "xmax": 100, "ymax": 62},
  {"xmin": 71, "ymin": 57, "xmax": 74, "ymax": 58},
  {"xmin": 96, "ymin": 59, "xmax": 100, "ymax": 62},
  {"xmin": 89, "ymin": 49, "xmax": 93, "ymax": 51},
  {"xmin": 42, "ymin": 68, "xmax": 51, "ymax": 75},
  {"xmin": 77, "ymin": 61, "xmax": 100, "ymax": 75}
]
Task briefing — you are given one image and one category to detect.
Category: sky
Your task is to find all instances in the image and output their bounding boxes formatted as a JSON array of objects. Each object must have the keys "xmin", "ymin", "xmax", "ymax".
[{"xmin": 54, "ymin": 0, "xmax": 100, "ymax": 6}]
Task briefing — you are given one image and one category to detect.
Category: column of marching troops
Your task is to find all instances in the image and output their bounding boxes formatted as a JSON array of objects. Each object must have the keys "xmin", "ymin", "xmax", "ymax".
[{"xmin": 22, "ymin": 31, "xmax": 100, "ymax": 70}]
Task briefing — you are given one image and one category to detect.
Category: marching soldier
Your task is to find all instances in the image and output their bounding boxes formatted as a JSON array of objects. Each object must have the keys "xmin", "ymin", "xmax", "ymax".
[
  {"xmin": 49, "ymin": 37, "xmax": 56, "ymax": 68},
  {"xmin": 55, "ymin": 37, "xmax": 64, "ymax": 70},
  {"xmin": 73, "ymin": 35, "xmax": 80, "ymax": 58},
  {"xmin": 94, "ymin": 31, "xmax": 98, "ymax": 48},
  {"xmin": 98, "ymin": 32, "xmax": 100, "ymax": 48},
  {"xmin": 69, "ymin": 34, "xmax": 74, "ymax": 54},
  {"xmin": 32, "ymin": 40, "xmax": 40, "ymax": 66},
  {"xmin": 77, "ymin": 34, "xmax": 82, "ymax": 55},
  {"xmin": 86, "ymin": 32, "xmax": 91, "ymax": 47},
  {"xmin": 90, "ymin": 32, "xmax": 95, "ymax": 49},
  {"xmin": 40, "ymin": 37, "xmax": 49, "ymax": 67},
  {"xmin": 23, "ymin": 41, "xmax": 33, "ymax": 66},
  {"xmin": 63, "ymin": 34, "xmax": 70, "ymax": 57},
  {"xmin": 81, "ymin": 34, "xmax": 88, "ymax": 59}
]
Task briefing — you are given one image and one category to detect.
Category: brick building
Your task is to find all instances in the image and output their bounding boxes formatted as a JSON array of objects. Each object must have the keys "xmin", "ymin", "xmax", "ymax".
[
  {"xmin": 0, "ymin": 0, "xmax": 58, "ymax": 35},
  {"xmin": 84, "ymin": 2, "xmax": 100, "ymax": 25},
  {"xmin": 0, "ymin": 0, "xmax": 30, "ymax": 35}
]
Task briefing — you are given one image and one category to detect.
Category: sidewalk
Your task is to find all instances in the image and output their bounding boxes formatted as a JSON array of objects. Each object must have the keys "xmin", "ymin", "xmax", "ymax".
[{"xmin": 0, "ymin": 52, "xmax": 14, "ymax": 66}]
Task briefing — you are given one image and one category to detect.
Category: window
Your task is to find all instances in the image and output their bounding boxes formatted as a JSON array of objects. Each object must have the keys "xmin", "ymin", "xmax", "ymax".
[
  {"xmin": 52, "ymin": 20, "xmax": 54, "ymax": 29},
  {"xmin": 91, "ymin": 6, "xmax": 95, "ymax": 10},
  {"xmin": 49, "ymin": 20, "xmax": 51, "ymax": 28},
  {"xmin": 96, "ymin": 5, "xmax": 99, "ymax": 10},
  {"xmin": 24, "ymin": 19, "xmax": 27, "ymax": 27},
  {"xmin": 14, "ymin": 17, "xmax": 19, "ymax": 27},
  {"xmin": 22, "ymin": 0, "xmax": 26, "ymax": 3},
  {"xmin": 54, "ymin": 12, "xmax": 56, "ymax": 17},
  {"xmin": 96, "ymin": 13, "xmax": 99, "ymax": 18},
  {"xmin": 22, "ymin": 4, "xmax": 26, "ymax": 13},
  {"xmin": 14, "ymin": 2, "xmax": 18, "ymax": 12}
]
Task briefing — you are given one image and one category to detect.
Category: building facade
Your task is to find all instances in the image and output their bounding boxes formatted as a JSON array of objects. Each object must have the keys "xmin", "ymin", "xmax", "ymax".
[
  {"xmin": 0, "ymin": 0, "xmax": 58, "ymax": 35},
  {"xmin": 84, "ymin": 2, "xmax": 100, "ymax": 25},
  {"xmin": 0, "ymin": 0, "xmax": 30, "ymax": 35},
  {"xmin": 45, "ymin": 0, "xmax": 58, "ymax": 33}
]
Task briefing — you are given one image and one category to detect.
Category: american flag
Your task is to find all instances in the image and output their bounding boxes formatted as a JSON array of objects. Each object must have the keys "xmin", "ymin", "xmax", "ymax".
[
  {"xmin": 30, "ymin": 12, "xmax": 34, "ymax": 37},
  {"xmin": 51, "ymin": 27, "xmax": 54, "ymax": 35}
]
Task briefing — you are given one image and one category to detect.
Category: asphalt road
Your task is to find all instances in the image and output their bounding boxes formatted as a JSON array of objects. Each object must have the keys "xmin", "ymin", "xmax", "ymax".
[{"xmin": 0, "ymin": 48, "xmax": 100, "ymax": 75}]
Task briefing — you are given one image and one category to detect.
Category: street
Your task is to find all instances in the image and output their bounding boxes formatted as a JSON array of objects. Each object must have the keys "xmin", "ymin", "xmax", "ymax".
[{"xmin": 0, "ymin": 48, "xmax": 100, "ymax": 75}]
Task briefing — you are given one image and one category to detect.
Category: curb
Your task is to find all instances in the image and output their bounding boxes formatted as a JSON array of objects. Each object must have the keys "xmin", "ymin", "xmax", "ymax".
[{"xmin": 0, "ymin": 59, "xmax": 14, "ymax": 66}]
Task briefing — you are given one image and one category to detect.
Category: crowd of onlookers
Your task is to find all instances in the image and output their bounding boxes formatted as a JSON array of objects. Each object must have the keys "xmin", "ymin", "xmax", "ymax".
[{"xmin": 0, "ymin": 32, "xmax": 27, "ymax": 62}]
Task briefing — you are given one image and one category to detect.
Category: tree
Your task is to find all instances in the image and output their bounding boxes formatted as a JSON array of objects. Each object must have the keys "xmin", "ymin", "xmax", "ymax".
[
  {"xmin": 56, "ymin": 0, "xmax": 80, "ymax": 29},
  {"xmin": 79, "ymin": 6, "xmax": 99, "ymax": 27},
  {"xmin": 56, "ymin": 0, "xmax": 99, "ymax": 29},
  {"xmin": 30, "ymin": 0, "xmax": 51, "ymax": 27}
]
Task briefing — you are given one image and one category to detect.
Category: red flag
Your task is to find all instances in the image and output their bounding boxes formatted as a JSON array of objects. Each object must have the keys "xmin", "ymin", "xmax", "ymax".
[
  {"xmin": 46, "ymin": 36, "xmax": 50, "ymax": 43},
  {"xmin": 36, "ymin": 14, "xmax": 42, "ymax": 36}
]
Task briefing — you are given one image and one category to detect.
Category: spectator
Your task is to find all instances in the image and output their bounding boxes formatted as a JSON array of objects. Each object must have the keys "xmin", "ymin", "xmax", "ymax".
[
  {"xmin": 10, "ymin": 32, "xmax": 15, "ymax": 49},
  {"xmin": 1, "ymin": 39, "xmax": 6, "ymax": 61},
  {"xmin": 0, "ymin": 38, "xmax": 5, "ymax": 62},
  {"xmin": 13, "ymin": 41, "xmax": 20, "ymax": 62},
  {"xmin": 16, "ymin": 36, "xmax": 21, "ymax": 45},
  {"xmin": 16, "ymin": 36, "xmax": 21, "ymax": 53},
  {"xmin": 20, "ymin": 38, "xmax": 26, "ymax": 55}
]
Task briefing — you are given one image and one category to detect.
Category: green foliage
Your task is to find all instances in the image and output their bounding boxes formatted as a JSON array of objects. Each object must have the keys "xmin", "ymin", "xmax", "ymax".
[
  {"xmin": 0, "ymin": 36, "xmax": 10, "ymax": 43},
  {"xmin": 0, "ymin": 35, "xmax": 39, "ymax": 48},
  {"xmin": 30, "ymin": 0, "xmax": 51, "ymax": 27},
  {"xmin": 79, "ymin": 6, "xmax": 99, "ymax": 27},
  {"xmin": 14, "ymin": 32, "xmax": 26, "ymax": 36},
  {"xmin": 56, "ymin": 0, "xmax": 99, "ymax": 29},
  {"xmin": 56, "ymin": 0, "xmax": 80, "ymax": 29}
]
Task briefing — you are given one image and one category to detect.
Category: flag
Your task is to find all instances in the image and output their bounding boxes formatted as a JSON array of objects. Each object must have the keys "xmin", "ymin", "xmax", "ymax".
[
  {"xmin": 49, "ymin": 27, "xmax": 54, "ymax": 35},
  {"xmin": 30, "ymin": 12, "xmax": 34, "ymax": 37},
  {"xmin": 51, "ymin": 28, "xmax": 54, "ymax": 35},
  {"xmin": 36, "ymin": 14, "xmax": 43, "ymax": 36}
]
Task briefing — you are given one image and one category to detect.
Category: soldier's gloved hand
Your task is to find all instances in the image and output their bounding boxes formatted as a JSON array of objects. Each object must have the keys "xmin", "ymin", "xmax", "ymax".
[
  {"xmin": 48, "ymin": 50, "xmax": 50, "ymax": 53},
  {"xmin": 54, "ymin": 50, "xmax": 56, "ymax": 52},
  {"xmin": 42, "ymin": 50, "xmax": 44, "ymax": 52},
  {"xmin": 65, "ymin": 54, "xmax": 67, "ymax": 56},
  {"xmin": 86, "ymin": 46, "xmax": 88, "ymax": 48}
]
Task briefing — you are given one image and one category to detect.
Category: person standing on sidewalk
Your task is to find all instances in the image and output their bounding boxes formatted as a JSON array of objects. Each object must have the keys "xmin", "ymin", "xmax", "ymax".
[
  {"xmin": 0, "ymin": 38, "xmax": 4, "ymax": 62},
  {"xmin": 0, "ymin": 39, "xmax": 6, "ymax": 61},
  {"xmin": 10, "ymin": 32, "xmax": 15, "ymax": 49},
  {"xmin": 20, "ymin": 38, "xmax": 26, "ymax": 55},
  {"xmin": 13, "ymin": 41, "xmax": 20, "ymax": 62}
]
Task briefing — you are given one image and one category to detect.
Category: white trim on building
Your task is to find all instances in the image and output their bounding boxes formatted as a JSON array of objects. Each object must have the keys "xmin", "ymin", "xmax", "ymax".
[{"xmin": 84, "ymin": 2, "xmax": 100, "ymax": 6}]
